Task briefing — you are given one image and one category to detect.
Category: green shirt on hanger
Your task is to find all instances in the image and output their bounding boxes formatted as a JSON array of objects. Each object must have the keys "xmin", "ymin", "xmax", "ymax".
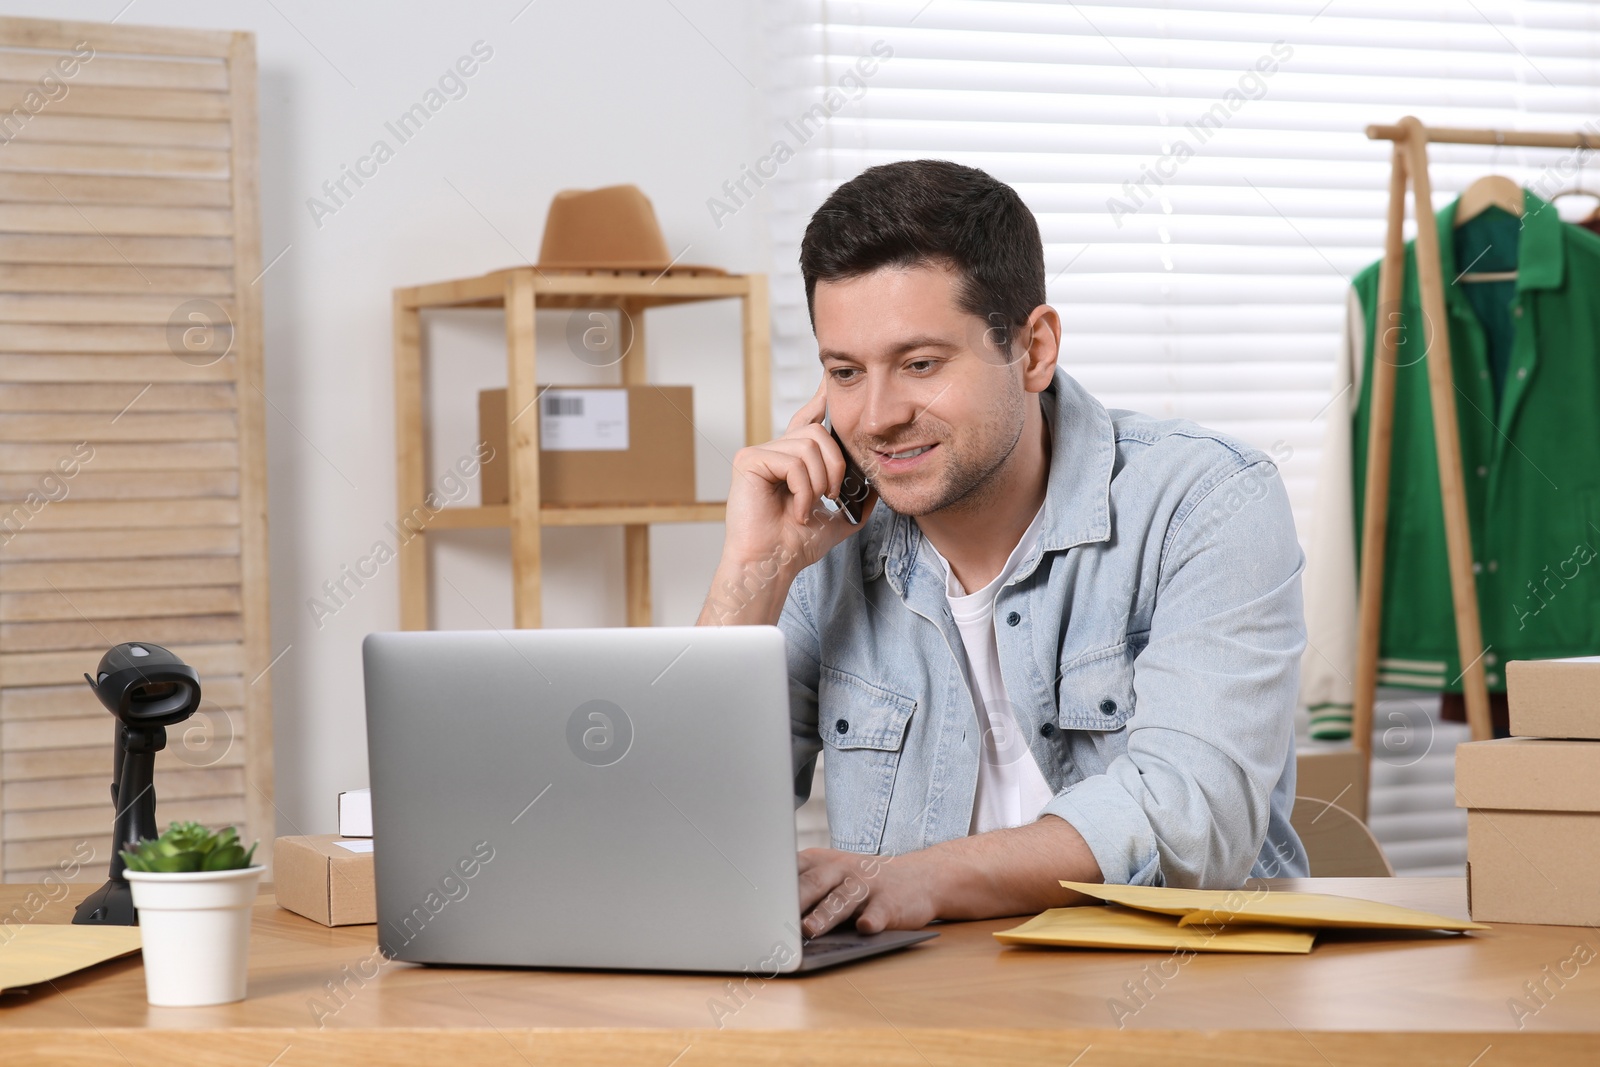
[
  {"xmin": 1351, "ymin": 188, "xmax": 1600, "ymax": 693},
  {"xmin": 1452, "ymin": 205, "xmax": 1520, "ymax": 407}
]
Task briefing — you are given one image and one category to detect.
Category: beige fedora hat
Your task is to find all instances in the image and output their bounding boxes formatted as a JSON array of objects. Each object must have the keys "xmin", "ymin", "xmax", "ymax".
[{"xmin": 535, "ymin": 184, "xmax": 724, "ymax": 274}]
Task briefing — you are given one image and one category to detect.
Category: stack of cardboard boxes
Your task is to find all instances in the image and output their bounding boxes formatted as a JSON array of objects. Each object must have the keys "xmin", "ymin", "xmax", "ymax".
[
  {"xmin": 273, "ymin": 789, "xmax": 377, "ymax": 927},
  {"xmin": 1455, "ymin": 657, "xmax": 1600, "ymax": 925}
]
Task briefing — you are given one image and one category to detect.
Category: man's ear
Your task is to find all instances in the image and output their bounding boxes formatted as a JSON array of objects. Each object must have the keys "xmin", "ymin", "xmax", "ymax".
[{"xmin": 1018, "ymin": 304, "xmax": 1061, "ymax": 394}]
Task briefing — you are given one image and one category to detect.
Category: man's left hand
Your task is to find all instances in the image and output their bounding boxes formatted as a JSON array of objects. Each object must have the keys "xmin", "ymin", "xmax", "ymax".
[
  {"xmin": 795, "ymin": 815, "xmax": 1105, "ymax": 937},
  {"xmin": 797, "ymin": 847, "xmax": 934, "ymax": 936}
]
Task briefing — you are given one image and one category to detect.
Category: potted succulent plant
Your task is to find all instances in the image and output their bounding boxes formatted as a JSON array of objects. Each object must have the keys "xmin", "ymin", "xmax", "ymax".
[{"xmin": 120, "ymin": 821, "xmax": 263, "ymax": 1006}]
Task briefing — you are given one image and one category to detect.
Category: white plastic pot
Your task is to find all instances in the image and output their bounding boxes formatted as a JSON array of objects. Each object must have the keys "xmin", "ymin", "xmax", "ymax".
[{"xmin": 124, "ymin": 866, "xmax": 263, "ymax": 1006}]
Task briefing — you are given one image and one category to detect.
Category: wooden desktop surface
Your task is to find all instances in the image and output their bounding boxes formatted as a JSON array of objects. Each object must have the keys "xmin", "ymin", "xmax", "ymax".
[{"xmin": 1, "ymin": 877, "xmax": 1596, "ymax": 1066}]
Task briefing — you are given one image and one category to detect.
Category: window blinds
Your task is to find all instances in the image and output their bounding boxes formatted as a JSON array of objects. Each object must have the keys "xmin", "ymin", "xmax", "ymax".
[{"xmin": 763, "ymin": 0, "xmax": 1600, "ymax": 540}]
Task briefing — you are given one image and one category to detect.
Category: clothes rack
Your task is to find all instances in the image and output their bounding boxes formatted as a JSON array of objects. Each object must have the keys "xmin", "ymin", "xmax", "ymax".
[{"xmin": 1353, "ymin": 117, "xmax": 1599, "ymax": 769}]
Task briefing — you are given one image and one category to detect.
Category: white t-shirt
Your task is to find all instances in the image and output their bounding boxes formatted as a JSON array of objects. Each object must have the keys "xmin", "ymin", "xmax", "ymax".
[{"xmin": 923, "ymin": 501, "xmax": 1057, "ymax": 835}]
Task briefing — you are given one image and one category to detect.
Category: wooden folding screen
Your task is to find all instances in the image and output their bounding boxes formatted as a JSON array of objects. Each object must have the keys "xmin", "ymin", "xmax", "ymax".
[{"xmin": 0, "ymin": 17, "xmax": 271, "ymax": 881}]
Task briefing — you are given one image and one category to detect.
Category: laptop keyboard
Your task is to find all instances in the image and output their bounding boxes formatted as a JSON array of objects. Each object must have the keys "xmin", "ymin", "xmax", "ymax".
[{"xmin": 800, "ymin": 938, "xmax": 858, "ymax": 959}]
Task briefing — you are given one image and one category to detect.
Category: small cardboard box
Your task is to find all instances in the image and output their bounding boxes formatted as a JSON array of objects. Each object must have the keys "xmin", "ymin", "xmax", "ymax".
[
  {"xmin": 338, "ymin": 787, "xmax": 371, "ymax": 838},
  {"xmin": 1455, "ymin": 737, "xmax": 1600, "ymax": 925},
  {"xmin": 1507, "ymin": 657, "xmax": 1600, "ymax": 739},
  {"xmin": 479, "ymin": 385, "xmax": 696, "ymax": 507},
  {"xmin": 273, "ymin": 835, "xmax": 376, "ymax": 927}
]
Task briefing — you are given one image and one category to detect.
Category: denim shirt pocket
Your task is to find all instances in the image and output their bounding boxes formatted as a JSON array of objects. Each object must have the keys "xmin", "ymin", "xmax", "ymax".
[
  {"xmin": 819, "ymin": 664, "xmax": 917, "ymax": 853},
  {"xmin": 1055, "ymin": 641, "xmax": 1138, "ymax": 733}
]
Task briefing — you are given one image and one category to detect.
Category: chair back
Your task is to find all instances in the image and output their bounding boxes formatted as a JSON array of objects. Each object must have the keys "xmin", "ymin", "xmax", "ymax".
[{"xmin": 1290, "ymin": 796, "xmax": 1394, "ymax": 877}]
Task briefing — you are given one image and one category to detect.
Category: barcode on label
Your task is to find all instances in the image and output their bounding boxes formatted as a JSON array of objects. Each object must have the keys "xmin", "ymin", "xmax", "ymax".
[
  {"xmin": 543, "ymin": 395, "xmax": 584, "ymax": 417},
  {"xmin": 539, "ymin": 388, "xmax": 628, "ymax": 451}
]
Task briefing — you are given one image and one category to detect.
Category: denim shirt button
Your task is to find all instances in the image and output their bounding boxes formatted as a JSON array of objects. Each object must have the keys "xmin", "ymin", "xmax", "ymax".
[
  {"xmin": 835, "ymin": 718, "xmax": 849, "ymax": 734},
  {"xmin": 1098, "ymin": 699, "xmax": 1118, "ymax": 715},
  {"xmin": 1006, "ymin": 611, "xmax": 1021, "ymax": 626},
  {"xmin": 1039, "ymin": 722, "xmax": 1056, "ymax": 737}
]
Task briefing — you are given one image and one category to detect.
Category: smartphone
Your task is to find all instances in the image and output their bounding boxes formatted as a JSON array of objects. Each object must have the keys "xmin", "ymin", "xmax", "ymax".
[{"xmin": 822, "ymin": 408, "xmax": 872, "ymax": 525}]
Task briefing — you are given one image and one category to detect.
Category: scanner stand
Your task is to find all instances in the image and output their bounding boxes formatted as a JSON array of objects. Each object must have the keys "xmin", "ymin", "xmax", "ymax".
[{"xmin": 72, "ymin": 723, "xmax": 166, "ymax": 926}]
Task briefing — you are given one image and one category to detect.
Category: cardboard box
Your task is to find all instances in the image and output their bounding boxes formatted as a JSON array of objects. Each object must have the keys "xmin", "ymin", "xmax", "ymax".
[
  {"xmin": 1507, "ymin": 657, "xmax": 1600, "ymax": 739},
  {"xmin": 1294, "ymin": 745, "xmax": 1369, "ymax": 822},
  {"xmin": 1455, "ymin": 737, "xmax": 1600, "ymax": 925},
  {"xmin": 338, "ymin": 787, "xmax": 371, "ymax": 838},
  {"xmin": 479, "ymin": 385, "xmax": 696, "ymax": 507},
  {"xmin": 273, "ymin": 835, "xmax": 376, "ymax": 927}
]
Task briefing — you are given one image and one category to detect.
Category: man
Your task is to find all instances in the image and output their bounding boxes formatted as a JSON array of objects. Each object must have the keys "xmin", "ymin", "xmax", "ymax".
[{"xmin": 698, "ymin": 160, "xmax": 1307, "ymax": 938}]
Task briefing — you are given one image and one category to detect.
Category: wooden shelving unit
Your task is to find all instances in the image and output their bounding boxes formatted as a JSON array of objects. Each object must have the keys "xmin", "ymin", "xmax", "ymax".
[{"xmin": 392, "ymin": 267, "xmax": 771, "ymax": 629}]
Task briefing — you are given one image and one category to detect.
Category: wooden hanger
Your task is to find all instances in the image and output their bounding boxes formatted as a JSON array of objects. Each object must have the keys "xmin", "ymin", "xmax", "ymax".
[
  {"xmin": 1454, "ymin": 174, "xmax": 1523, "ymax": 283},
  {"xmin": 1545, "ymin": 177, "xmax": 1600, "ymax": 228},
  {"xmin": 1548, "ymin": 143, "xmax": 1600, "ymax": 225},
  {"xmin": 1546, "ymin": 185, "xmax": 1597, "ymax": 205},
  {"xmin": 1454, "ymin": 174, "xmax": 1524, "ymax": 226},
  {"xmin": 1561, "ymin": 193, "xmax": 1600, "ymax": 229}
]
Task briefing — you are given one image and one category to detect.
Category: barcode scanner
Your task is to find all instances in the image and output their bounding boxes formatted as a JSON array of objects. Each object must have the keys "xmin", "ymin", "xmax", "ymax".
[
  {"xmin": 822, "ymin": 408, "xmax": 873, "ymax": 525},
  {"xmin": 72, "ymin": 642, "xmax": 203, "ymax": 926}
]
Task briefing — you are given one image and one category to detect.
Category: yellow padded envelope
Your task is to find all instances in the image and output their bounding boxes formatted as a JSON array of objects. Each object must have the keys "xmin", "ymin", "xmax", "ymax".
[
  {"xmin": 1059, "ymin": 881, "xmax": 1486, "ymax": 932},
  {"xmin": 0, "ymin": 925, "xmax": 143, "ymax": 993},
  {"xmin": 995, "ymin": 905, "xmax": 1314, "ymax": 954}
]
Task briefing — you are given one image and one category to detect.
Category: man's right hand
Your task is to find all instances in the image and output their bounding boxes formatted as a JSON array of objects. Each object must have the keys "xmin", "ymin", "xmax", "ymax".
[{"xmin": 698, "ymin": 381, "xmax": 876, "ymax": 626}]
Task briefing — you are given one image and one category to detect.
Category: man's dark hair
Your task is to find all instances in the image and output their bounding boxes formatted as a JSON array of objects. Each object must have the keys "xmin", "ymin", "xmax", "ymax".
[{"xmin": 798, "ymin": 159, "xmax": 1045, "ymax": 345}]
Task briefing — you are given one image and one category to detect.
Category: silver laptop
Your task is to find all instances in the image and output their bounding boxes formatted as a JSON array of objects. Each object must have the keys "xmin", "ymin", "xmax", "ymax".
[{"xmin": 361, "ymin": 625, "xmax": 936, "ymax": 974}]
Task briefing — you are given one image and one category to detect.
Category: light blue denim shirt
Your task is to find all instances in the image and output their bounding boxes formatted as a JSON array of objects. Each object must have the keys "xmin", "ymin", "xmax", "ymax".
[{"xmin": 779, "ymin": 368, "xmax": 1308, "ymax": 887}]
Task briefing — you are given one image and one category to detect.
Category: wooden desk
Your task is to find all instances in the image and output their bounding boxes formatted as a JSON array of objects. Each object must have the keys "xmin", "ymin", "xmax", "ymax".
[{"xmin": 2, "ymin": 878, "xmax": 1596, "ymax": 1065}]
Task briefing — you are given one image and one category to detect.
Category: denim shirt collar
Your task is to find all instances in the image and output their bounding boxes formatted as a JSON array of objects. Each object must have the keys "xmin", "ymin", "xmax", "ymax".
[{"xmin": 862, "ymin": 368, "xmax": 1116, "ymax": 591}]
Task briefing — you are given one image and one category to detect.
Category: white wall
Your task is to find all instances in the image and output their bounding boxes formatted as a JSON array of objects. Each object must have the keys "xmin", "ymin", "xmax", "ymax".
[{"xmin": 18, "ymin": 0, "xmax": 775, "ymax": 836}]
